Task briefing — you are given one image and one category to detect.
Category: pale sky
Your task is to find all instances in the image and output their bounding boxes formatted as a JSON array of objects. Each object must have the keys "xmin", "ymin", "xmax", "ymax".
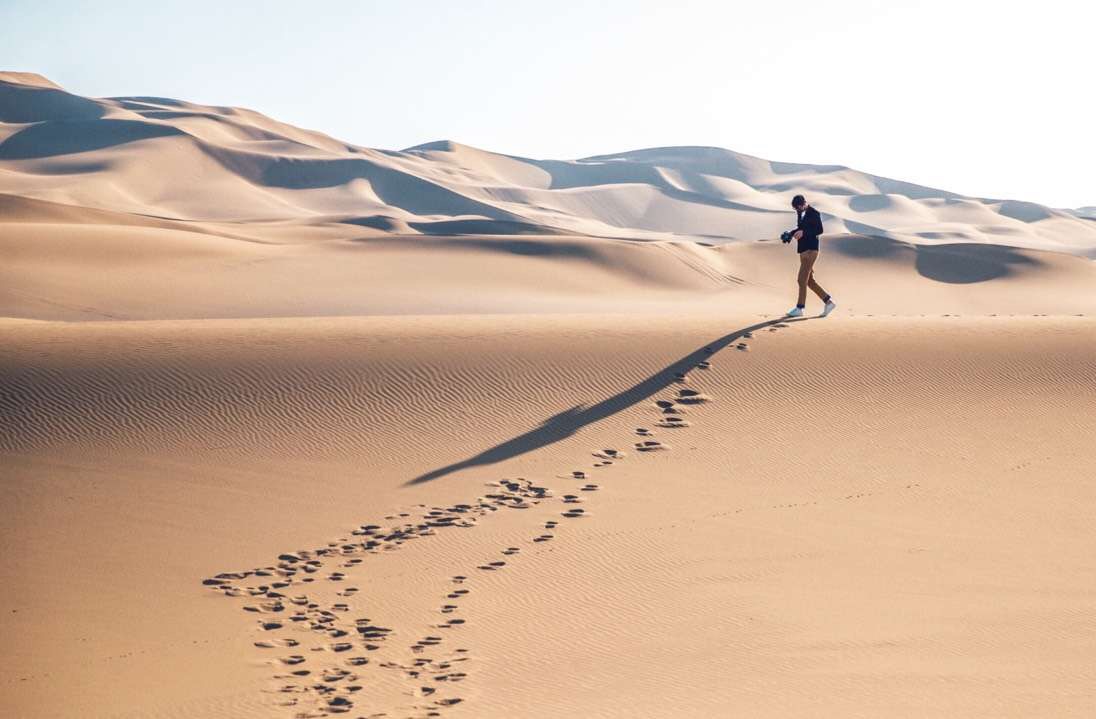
[{"xmin": 2, "ymin": 0, "xmax": 1092, "ymax": 207}]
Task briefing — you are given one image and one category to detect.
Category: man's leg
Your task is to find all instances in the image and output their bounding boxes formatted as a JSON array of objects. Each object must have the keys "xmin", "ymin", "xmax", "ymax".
[
  {"xmin": 807, "ymin": 270, "xmax": 829, "ymax": 301},
  {"xmin": 796, "ymin": 251, "xmax": 817, "ymax": 307}
]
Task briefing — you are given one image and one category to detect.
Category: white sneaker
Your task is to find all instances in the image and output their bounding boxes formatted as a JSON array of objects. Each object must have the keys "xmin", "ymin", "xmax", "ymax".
[
  {"xmin": 785, "ymin": 306, "xmax": 803, "ymax": 318},
  {"xmin": 820, "ymin": 300, "xmax": 837, "ymax": 317}
]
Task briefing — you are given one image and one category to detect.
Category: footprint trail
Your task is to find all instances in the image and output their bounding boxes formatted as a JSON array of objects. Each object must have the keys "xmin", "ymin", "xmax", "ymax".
[{"xmin": 205, "ymin": 320, "xmax": 789, "ymax": 717}]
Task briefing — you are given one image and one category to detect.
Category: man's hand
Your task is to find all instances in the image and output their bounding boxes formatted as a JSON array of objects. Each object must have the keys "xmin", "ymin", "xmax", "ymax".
[{"xmin": 792, "ymin": 230, "xmax": 803, "ymax": 240}]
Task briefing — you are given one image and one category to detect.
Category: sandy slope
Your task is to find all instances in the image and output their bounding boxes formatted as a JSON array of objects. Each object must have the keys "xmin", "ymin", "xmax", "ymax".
[
  {"xmin": 4, "ymin": 204, "xmax": 1096, "ymax": 321},
  {"xmin": 3, "ymin": 70, "xmax": 1096, "ymax": 719},
  {"xmin": 3, "ymin": 314, "xmax": 1095, "ymax": 719}
]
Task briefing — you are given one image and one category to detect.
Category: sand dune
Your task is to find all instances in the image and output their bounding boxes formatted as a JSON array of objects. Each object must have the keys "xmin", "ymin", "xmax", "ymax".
[
  {"xmin": 2, "ymin": 71, "xmax": 1096, "ymax": 719},
  {"xmin": 2, "ymin": 72, "xmax": 1095, "ymax": 253}
]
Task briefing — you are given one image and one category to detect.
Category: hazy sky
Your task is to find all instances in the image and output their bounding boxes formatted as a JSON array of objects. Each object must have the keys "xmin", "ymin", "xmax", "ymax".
[{"xmin": 3, "ymin": 0, "xmax": 1092, "ymax": 207}]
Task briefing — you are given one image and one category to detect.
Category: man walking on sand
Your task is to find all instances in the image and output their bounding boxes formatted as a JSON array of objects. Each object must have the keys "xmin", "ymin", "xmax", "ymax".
[{"xmin": 784, "ymin": 194, "xmax": 836, "ymax": 318}]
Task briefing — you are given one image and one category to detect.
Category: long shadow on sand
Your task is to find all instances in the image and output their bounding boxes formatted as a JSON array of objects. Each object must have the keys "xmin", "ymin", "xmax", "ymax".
[{"xmin": 407, "ymin": 316, "xmax": 811, "ymax": 485}]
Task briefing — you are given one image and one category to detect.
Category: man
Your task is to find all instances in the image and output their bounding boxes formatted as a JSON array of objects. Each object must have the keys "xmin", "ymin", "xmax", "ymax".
[{"xmin": 784, "ymin": 194, "xmax": 836, "ymax": 318}]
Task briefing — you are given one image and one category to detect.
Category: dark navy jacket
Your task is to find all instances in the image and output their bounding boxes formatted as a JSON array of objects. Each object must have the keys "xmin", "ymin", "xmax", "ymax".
[{"xmin": 797, "ymin": 206, "xmax": 824, "ymax": 240}]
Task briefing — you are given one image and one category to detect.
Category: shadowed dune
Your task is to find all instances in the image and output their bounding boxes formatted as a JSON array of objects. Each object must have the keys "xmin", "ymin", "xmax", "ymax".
[
  {"xmin": 827, "ymin": 234, "xmax": 1045, "ymax": 284},
  {"xmin": 914, "ymin": 242, "xmax": 1041, "ymax": 283},
  {"xmin": 406, "ymin": 218, "xmax": 564, "ymax": 235},
  {"xmin": 0, "ymin": 77, "xmax": 105, "ymax": 122},
  {"xmin": 0, "ymin": 118, "xmax": 183, "ymax": 159}
]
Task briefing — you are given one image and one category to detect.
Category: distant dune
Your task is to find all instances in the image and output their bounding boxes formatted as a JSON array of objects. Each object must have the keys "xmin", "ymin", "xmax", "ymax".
[{"xmin": 2, "ymin": 72, "xmax": 1094, "ymax": 251}]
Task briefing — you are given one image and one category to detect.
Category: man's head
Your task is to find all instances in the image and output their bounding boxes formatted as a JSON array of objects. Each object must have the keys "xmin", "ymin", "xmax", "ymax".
[{"xmin": 791, "ymin": 194, "xmax": 807, "ymax": 211}]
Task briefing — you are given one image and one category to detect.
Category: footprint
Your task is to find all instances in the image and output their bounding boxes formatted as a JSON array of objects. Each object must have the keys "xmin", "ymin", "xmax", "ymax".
[
  {"xmin": 562, "ymin": 508, "xmax": 586, "ymax": 518},
  {"xmin": 502, "ymin": 547, "xmax": 520, "ymax": 555},
  {"xmin": 355, "ymin": 623, "xmax": 392, "ymax": 642},
  {"xmin": 657, "ymin": 416, "xmax": 689, "ymax": 428},
  {"xmin": 635, "ymin": 440, "xmax": 666, "ymax": 452},
  {"xmin": 321, "ymin": 668, "xmax": 352, "ymax": 682},
  {"xmin": 244, "ymin": 600, "xmax": 285, "ymax": 613},
  {"xmin": 676, "ymin": 389, "xmax": 709, "ymax": 404},
  {"xmin": 697, "ymin": 360, "xmax": 711, "ymax": 369},
  {"xmin": 326, "ymin": 696, "xmax": 353, "ymax": 712},
  {"xmin": 580, "ymin": 484, "xmax": 599, "ymax": 491},
  {"xmin": 635, "ymin": 428, "xmax": 653, "ymax": 436},
  {"xmin": 263, "ymin": 638, "xmax": 298, "ymax": 648}
]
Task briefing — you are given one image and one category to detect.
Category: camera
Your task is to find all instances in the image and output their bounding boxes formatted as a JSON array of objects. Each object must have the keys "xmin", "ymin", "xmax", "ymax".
[{"xmin": 780, "ymin": 230, "xmax": 795, "ymax": 243}]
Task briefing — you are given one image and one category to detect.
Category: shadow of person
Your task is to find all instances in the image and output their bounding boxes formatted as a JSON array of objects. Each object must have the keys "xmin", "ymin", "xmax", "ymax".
[{"xmin": 407, "ymin": 316, "xmax": 811, "ymax": 485}]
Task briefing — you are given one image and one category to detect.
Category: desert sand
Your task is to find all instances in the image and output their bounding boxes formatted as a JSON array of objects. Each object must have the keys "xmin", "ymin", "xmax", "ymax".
[{"xmin": 2, "ymin": 73, "xmax": 1096, "ymax": 718}]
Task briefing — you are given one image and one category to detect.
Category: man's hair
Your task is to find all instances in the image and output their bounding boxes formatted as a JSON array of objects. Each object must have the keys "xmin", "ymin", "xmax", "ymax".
[{"xmin": 791, "ymin": 194, "xmax": 806, "ymax": 208}]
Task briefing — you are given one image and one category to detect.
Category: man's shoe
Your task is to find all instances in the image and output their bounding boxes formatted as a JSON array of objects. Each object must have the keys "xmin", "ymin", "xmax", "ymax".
[
  {"xmin": 785, "ymin": 306, "xmax": 804, "ymax": 318},
  {"xmin": 820, "ymin": 300, "xmax": 837, "ymax": 317}
]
